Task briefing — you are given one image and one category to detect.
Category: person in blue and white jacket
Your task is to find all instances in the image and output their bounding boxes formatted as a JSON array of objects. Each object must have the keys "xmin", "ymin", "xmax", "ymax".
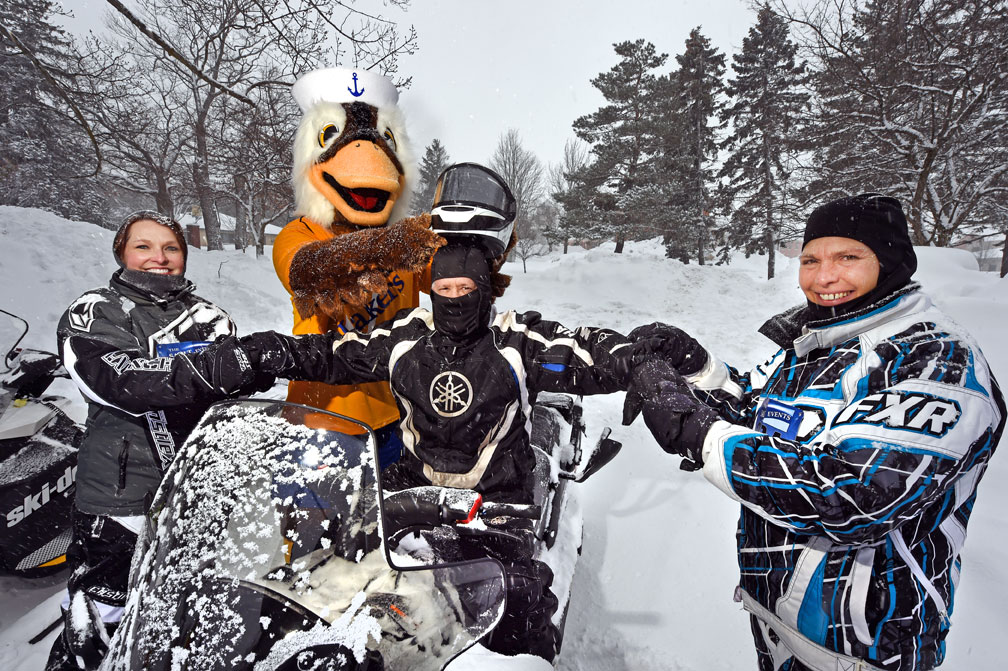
[{"xmin": 624, "ymin": 193, "xmax": 1004, "ymax": 671}]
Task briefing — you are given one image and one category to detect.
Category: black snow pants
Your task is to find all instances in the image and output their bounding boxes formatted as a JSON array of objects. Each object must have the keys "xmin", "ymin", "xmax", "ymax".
[
  {"xmin": 451, "ymin": 516, "xmax": 560, "ymax": 662},
  {"xmin": 379, "ymin": 469, "xmax": 559, "ymax": 661},
  {"xmin": 45, "ymin": 510, "xmax": 138, "ymax": 671},
  {"xmin": 485, "ymin": 557, "xmax": 560, "ymax": 661}
]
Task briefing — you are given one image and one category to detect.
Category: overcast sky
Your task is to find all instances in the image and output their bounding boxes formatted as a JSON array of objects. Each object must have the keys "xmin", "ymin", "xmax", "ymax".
[
  {"xmin": 398, "ymin": 0, "xmax": 757, "ymax": 168},
  {"xmin": 58, "ymin": 0, "xmax": 757, "ymax": 169}
]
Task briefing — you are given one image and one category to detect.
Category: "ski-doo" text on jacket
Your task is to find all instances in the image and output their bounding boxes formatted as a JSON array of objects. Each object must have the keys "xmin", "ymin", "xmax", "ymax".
[
  {"xmin": 248, "ymin": 307, "xmax": 632, "ymax": 502},
  {"xmin": 688, "ymin": 286, "xmax": 1004, "ymax": 671},
  {"xmin": 57, "ymin": 270, "xmax": 238, "ymax": 516}
]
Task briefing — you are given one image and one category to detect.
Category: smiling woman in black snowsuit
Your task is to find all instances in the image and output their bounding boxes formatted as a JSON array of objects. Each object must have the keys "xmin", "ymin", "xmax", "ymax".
[{"xmin": 47, "ymin": 211, "xmax": 271, "ymax": 671}]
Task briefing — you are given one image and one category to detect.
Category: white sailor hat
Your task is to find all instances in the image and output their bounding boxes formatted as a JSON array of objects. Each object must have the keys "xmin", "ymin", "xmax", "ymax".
[{"xmin": 291, "ymin": 67, "xmax": 400, "ymax": 112}]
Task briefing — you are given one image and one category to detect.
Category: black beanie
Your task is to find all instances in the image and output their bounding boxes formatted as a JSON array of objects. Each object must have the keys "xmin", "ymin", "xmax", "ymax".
[
  {"xmin": 803, "ymin": 193, "xmax": 916, "ymax": 280},
  {"xmin": 431, "ymin": 243, "xmax": 492, "ymax": 289},
  {"xmin": 802, "ymin": 193, "xmax": 918, "ymax": 320},
  {"xmin": 430, "ymin": 243, "xmax": 493, "ymax": 345},
  {"xmin": 112, "ymin": 210, "xmax": 189, "ymax": 271}
]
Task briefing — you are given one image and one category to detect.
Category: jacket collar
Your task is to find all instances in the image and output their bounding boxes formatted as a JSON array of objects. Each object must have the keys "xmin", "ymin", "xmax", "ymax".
[
  {"xmin": 759, "ymin": 283, "xmax": 929, "ymax": 356},
  {"xmin": 111, "ymin": 268, "xmax": 196, "ymax": 307}
]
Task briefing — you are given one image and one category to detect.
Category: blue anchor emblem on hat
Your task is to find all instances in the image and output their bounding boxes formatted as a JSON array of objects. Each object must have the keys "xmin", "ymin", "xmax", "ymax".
[{"xmin": 348, "ymin": 73, "xmax": 365, "ymax": 97}]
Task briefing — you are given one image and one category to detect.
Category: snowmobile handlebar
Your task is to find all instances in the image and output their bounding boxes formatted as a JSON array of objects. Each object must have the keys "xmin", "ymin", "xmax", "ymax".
[
  {"xmin": 1, "ymin": 349, "xmax": 68, "ymax": 399},
  {"xmin": 559, "ymin": 427, "xmax": 623, "ymax": 483},
  {"xmin": 382, "ymin": 486, "xmax": 545, "ymax": 533},
  {"xmin": 382, "ymin": 486, "xmax": 484, "ymax": 530},
  {"xmin": 478, "ymin": 501, "xmax": 542, "ymax": 520}
]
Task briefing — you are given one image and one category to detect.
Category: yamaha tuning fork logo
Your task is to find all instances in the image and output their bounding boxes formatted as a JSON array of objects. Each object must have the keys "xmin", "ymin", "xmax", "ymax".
[{"xmin": 430, "ymin": 371, "xmax": 473, "ymax": 418}]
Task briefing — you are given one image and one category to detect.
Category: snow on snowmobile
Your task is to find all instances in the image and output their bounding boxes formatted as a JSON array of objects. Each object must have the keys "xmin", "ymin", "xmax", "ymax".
[
  {"xmin": 101, "ymin": 395, "xmax": 620, "ymax": 671},
  {"xmin": 0, "ymin": 308, "xmax": 83, "ymax": 577}
]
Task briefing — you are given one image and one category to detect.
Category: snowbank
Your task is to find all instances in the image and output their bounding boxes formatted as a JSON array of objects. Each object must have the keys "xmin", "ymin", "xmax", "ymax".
[{"xmin": 1, "ymin": 207, "xmax": 1005, "ymax": 670}]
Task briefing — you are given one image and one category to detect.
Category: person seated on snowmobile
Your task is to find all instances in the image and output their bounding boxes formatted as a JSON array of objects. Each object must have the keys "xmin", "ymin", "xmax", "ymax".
[
  {"xmin": 234, "ymin": 163, "xmax": 646, "ymax": 662},
  {"xmin": 47, "ymin": 211, "xmax": 274, "ymax": 671}
]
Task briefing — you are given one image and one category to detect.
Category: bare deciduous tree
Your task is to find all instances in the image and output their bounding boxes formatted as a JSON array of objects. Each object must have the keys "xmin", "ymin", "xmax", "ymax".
[
  {"xmin": 490, "ymin": 129, "xmax": 547, "ymax": 270},
  {"xmin": 547, "ymin": 138, "xmax": 590, "ymax": 253},
  {"xmin": 511, "ymin": 201, "xmax": 553, "ymax": 273},
  {"xmin": 778, "ymin": 0, "xmax": 1008, "ymax": 246},
  {"xmin": 490, "ymin": 127, "xmax": 545, "ymax": 231},
  {"xmin": 94, "ymin": 0, "xmax": 417, "ymax": 248},
  {"xmin": 73, "ymin": 44, "xmax": 191, "ymax": 216},
  {"xmin": 217, "ymin": 79, "xmax": 297, "ymax": 256}
]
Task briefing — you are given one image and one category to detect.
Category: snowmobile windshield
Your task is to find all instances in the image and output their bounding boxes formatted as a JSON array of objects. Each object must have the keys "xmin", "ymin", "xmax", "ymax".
[
  {"xmin": 1, "ymin": 308, "xmax": 30, "ymax": 373},
  {"xmin": 104, "ymin": 400, "xmax": 506, "ymax": 671}
]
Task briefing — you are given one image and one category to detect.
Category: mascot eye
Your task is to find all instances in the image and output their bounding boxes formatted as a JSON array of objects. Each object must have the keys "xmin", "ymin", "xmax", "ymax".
[
  {"xmin": 383, "ymin": 128, "xmax": 397, "ymax": 151},
  {"xmin": 318, "ymin": 124, "xmax": 339, "ymax": 148}
]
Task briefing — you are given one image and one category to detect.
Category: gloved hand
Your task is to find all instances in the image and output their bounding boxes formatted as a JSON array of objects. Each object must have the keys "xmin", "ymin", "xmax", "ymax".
[
  {"xmin": 288, "ymin": 214, "xmax": 445, "ymax": 319},
  {"xmin": 628, "ymin": 322, "xmax": 708, "ymax": 376},
  {"xmin": 192, "ymin": 335, "xmax": 256, "ymax": 396},
  {"xmin": 622, "ymin": 359, "xmax": 719, "ymax": 471},
  {"xmin": 239, "ymin": 331, "xmax": 293, "ymax": 376},
  {"xmin": 236, "ymin": 371, "xmax": 276, "ymax": 397}
]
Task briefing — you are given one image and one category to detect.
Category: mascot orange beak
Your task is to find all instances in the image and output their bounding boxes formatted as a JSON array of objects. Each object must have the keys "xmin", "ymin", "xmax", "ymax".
[{"xmin": 307, "ymin": 103, "xmax": 405, "ymax": 227}]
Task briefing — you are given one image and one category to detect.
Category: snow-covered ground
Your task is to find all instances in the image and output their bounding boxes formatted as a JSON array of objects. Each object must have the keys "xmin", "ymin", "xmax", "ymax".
[{"xmin": 1, "ymin": 205, "xmax": 1005, "ymax": 670}]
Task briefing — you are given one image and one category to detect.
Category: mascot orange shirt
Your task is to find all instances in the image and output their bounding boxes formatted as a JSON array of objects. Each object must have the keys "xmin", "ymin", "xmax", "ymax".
[{"xmin": 274, "ymin": 68, "xmax": 441, "ymax": 434}]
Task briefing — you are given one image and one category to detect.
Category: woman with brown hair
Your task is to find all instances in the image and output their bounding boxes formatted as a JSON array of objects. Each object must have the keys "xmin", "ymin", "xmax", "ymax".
[{"xmin": 47, "ymin": 211, "xmax": 270, "ymax": 671}]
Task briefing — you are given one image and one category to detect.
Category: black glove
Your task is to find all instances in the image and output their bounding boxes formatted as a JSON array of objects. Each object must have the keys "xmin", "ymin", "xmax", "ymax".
[
  {"xmin": 628, "ymin": 322, "xmax": 708, "ymax": 376},
  {"xmin": 192, "ymin": 335, "xmax": 256, "ymax": 395},
  {"xmin": 236, "ymin": 371, "xmax": 276, "ymax": 396},
  {"xmin": 239, "ymin": 331, "xmax": 293, "ymax": 376},
  {"xmin": 622, "ymin": 359, "xmax": 719, "ymax": 471}
]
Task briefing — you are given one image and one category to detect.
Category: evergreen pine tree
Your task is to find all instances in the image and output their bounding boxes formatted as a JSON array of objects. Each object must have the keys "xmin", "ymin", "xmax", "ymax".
[
  {"xmin": 651, "ymin": 72, "xmax": 695, "ymax": 262},
  {"xmin": 410, "ymin": 138, "xmax": 451, "ymax": 214},
  {"xmin": 667, "ymin": 28, "xmax": 725, "ymax": 264},
  {"xmin": 572, "ymin": 40, "xmax": 666, "ymax": 252},
  {"xmin": 719, "ymin": 4, "xmax": 808, "ymax": 279},
  {"xmin": 552, "ymin": 161, "xmax": 606, "ymax": 253},
  {"xmin": 0, "ymin": 0, "xmax": 105, "ymax": 222},
  {"xmin": 547, "ymin": 138, "xmax": 592, "ymax": 253}
]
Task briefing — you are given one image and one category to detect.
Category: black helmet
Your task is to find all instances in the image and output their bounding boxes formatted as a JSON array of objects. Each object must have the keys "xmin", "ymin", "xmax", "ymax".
[{"xmin": 430, "ymin": 163, "xmax": 516, "ymax": 257}]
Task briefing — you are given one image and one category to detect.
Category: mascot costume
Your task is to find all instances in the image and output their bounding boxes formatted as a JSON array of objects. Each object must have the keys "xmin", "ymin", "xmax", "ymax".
[{"xmin": 273, "ymin": 67, "xmax": 443, "ymax": 453}]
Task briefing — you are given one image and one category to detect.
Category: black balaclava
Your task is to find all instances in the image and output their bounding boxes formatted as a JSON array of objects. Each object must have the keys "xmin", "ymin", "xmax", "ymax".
[
  {"xmin": 112, "ymin": 210, "xmax": 191, "ymax": 298},
  {"xmin": 802, "ymin": 193, "xmax": 917, "ymax": 320},
  {"xmin": 430, "ymin": 243, "xmax": 493, "ymax": 346}
]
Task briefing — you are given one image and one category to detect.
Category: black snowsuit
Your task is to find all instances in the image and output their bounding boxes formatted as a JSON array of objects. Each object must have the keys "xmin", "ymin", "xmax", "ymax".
[
  {"xmin": 49, "ymin": 269, "xmax": 260, "ymax": 670},
  {"xmin": 248, "ymin": 306, "xmax": 632, "ymax": 501},
  {"xmin": 57, "ymin": 270, "xmax": 239, "ymax": 517}
]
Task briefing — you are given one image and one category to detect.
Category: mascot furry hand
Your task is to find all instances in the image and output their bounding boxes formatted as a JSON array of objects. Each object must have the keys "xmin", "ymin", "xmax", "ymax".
[
  {"xmin": 277, "ymin": 67, "xmax": 443, "ymax": 322},
  {"xmin": 289, "ymin": 213, "xmax": 441, "ymax": 319}
]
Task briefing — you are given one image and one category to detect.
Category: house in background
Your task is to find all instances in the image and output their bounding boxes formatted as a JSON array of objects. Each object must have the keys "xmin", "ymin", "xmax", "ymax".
[
  {"xmin": 956, "ymin": 234, "xmax": 1005, "ymax": 273},
  {"xmin": 177, "ymin": 209, "xmax": 284, "ymax": 249}
]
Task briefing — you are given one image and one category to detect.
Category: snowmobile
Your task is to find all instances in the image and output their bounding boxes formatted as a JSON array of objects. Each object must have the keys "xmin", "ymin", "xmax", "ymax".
[
  {"xmin": 101, "ymin": 395, "xmax": 620, "ymax": 670},
  {"xmin": 0, "ymin": 308, "xmax": 82, "ymax": 577}
]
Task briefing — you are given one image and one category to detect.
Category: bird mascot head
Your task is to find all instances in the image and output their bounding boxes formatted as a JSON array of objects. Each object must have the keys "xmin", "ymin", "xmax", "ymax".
[{"xmin": 291, "ymin": 67, "xmax": 416, "ymax": 228}]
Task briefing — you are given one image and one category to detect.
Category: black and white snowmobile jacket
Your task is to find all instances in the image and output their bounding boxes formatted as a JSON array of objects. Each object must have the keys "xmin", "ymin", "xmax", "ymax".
[
  {"xmin": 57, "ymin": 269, "xmax": 239, "ymax": 516},
  {"xmin": 247, "ymin": 308, "xmax": 633, "ymax": 502},
  {"xmin": 686, "ymin": 285, "xmax": 1004, "ymax": 671}
]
